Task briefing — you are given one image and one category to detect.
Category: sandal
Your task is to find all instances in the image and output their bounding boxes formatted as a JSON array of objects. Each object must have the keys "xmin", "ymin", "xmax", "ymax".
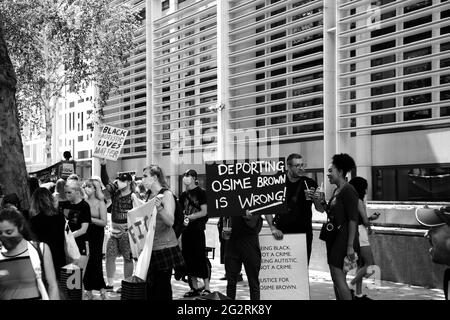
[
  {"xmin": 183, "ymin": 289, "xmax": 200, "ymax": 298},
  {"xmin": 200, "ymin": 289, "xmax": 211, "ymax": 296}
]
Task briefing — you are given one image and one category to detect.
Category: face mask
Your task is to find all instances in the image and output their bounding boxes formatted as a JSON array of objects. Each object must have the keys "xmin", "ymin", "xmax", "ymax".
[
  {"xmin": 0, "ymin": 235, "xmax": 23, "ymax": 250},
  {"xmin": 117, "ymin": 180, "xmax": 128, "ymax": 190},
  {"xmin": 183, "ymin": 176, "xmax": 192, "ymax": 185}
]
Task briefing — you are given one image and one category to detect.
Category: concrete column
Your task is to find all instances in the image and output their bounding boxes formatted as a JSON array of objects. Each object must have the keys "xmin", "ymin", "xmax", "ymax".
[
  {"xmin": 216, "ymin": 0, "xmax": 231, "ymax": 161},
  {"xmin": 146, "ymin": 0, "xmax": 158, "ymax": 166},
  {"xmin": 323, "ymin": 0, "xmax": 337, "ymax": 199},
  {"xmin": 354, "ymin": 3, "xmax": 373, "ymax": 199}
]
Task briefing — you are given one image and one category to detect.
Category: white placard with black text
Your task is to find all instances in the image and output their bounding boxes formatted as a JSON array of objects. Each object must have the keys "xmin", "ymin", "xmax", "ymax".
[{"xmin": 259, "ymin": 233, "xmax": 310, "ymax": 300}]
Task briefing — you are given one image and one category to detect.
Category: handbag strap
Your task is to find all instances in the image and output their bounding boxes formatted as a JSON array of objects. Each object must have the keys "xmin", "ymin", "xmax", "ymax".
[
  {"xmin": 27, "ymin": 241, "xmax": 49, "ymax": 300},
  {"xmin": 326, "ymin": 188, "xmax": 339, "ymax": 221}
]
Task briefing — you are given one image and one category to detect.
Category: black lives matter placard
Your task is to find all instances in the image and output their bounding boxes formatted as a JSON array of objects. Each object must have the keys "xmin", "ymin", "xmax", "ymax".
[{"xmin": 205, "ymin": 158, "xmax": 288, "ymax": 217}]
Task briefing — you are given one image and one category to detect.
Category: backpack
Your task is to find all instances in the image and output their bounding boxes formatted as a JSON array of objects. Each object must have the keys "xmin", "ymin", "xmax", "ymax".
[{"xmin": 148, "ymin": 188, "xmax": 185, "ymax": 239}]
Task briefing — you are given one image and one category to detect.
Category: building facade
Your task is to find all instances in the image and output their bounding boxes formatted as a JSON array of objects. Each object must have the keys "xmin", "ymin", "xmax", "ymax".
[
  {"xmin": 24, "ymin": 86, "xmax": 96, "ymax": 179},
  {"xmin": 27, "ymin": 0, "xmax": 450, "ymax": 201}
]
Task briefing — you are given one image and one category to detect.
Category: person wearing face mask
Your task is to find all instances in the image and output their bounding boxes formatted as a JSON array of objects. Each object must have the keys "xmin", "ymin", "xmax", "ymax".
[
  {"xmin": 0, "ymin": 207, "xmax": 60, "ymax": 300},
  {"xmin": 100, "ymin": 159, "xmax": 140, "ymax": 292},
  {"xmin": 416, "ymin": 206, "xmax": 450, "ymax": 300},
  {"xmin": 141, "ymin": 165, "xmax": 185, "ymax": 300},
  {"xmin": 179, "ymin": 169, "xmax": 211, "ymax": 297}
]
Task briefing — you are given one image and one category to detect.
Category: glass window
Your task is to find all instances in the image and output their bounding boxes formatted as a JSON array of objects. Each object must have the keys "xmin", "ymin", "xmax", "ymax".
[
  {"xmin": 373, "ymin": 164, "xmax": 450, "ymax": 201},
  {"xmin": 404, "ymin": 0, "xmax": 432, "ymax": 14},
  {"xmin": 404, "ymin": 109, "xmax": 431, "ymax": 121},
  {"xmin": 293, "ymin": 111, "xmax": 323, "ymax": 121},
  {"xmin": 371, "ymin": 55, "xmax": 395, "ymax": 67},
  {"xmin": 371, "ymin": 25, "xmax": 396, "ymax": 37},
  {"xmin": 292, "ymin": 59, "xmax": 322, "ymax": 71},
  {"xmin": 371, "ymin": 70, "xmax": 396, "ymax": 81},
  {"xmin": 371, "ymin": 99, "xmax": 396, "ymax": 110},
  {"xmin": 441, "ymin": 90, "xmax": 450, "ymax": 101},
  {"xmin": 292, "ymin": 123, "xmax": 323, "ymax": 133},
  {"xmin": 403, "ymin": 78, "xmax": 431, "ymax": 90},
  {"xmin": 404, "ymin": 31, "xmax": 432, "ymax": 45},
  {"xmin": 404, "ymin": 62, "xmax": 431, "ymax": 75},
  {"xmin": 271, "ymin": 116, "xmax": 286, "ymax": 124},
  {"xmin": 404, "ymin": 15, "xmax": 432, "ymax": 29},
  {"xmin": 371, "ymin": 40, "xmax": 395, "ymax": 52},
  {"xmin": 371, "ymin": 84, "xmax": 396, "ymax": 96},
  {"xmin": 371, "ymin": 113, "xmax": 396, "ymax": 125},
  {"xmin": 403, "ymin": 46, "xmax": 431, "ymax": 59},
  {"xmin": 403, "ymin": 93, "xmax": 432, "ymax": 105}
]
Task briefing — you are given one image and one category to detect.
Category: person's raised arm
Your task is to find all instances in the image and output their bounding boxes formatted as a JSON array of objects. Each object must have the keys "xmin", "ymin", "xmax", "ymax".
[{"xmin": 100, "ymin": 158, "xmax": 110, "ymax": 186}]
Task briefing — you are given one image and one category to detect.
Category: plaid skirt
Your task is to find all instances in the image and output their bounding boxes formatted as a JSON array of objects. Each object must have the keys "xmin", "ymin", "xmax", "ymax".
[{"xmin": 149, "ymin": 245, "xmax": 185, "ymax": 272}]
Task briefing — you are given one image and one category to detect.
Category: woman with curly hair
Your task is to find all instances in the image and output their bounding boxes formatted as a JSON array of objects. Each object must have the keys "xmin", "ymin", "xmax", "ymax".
[{"xmin": 322, "ymin": 153, "xmax": 359, "ymax": 300}]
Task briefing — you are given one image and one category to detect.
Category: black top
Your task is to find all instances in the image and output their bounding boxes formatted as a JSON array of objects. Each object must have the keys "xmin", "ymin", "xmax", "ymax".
[
  {"xmin": 275, "ymin": 176, "xmax": 318, "ymax": 233},
  {"xmin": 179, "ymin": 186, "xmax": 208, "ymax": 231},
  {"xmin": 30, "ymin": 212, "xmax": 67, "ymax": 275},
  {"xmin": 59, "ymin": 200, "xmax": 92, "ymax": 251},
  {"xmin": 230, "ymin": 215, "xmax": 263, "ymax": 240},
  {"xmin": 327, "ymin": 183, "xmax": 359, "ymax": 227}
]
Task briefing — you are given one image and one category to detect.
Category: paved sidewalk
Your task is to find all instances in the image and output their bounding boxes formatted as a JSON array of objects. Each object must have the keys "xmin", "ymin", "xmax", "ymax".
[{"xmin": 95, "ymin": 255, "xmax": 445, "ymax": 300}]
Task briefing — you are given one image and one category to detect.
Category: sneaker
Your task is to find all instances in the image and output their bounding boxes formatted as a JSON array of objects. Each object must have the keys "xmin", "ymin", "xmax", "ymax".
[
  {"xmin": 350, "ymin": 289, "xmax": 355, "ymax": 300},
  {"xmin": 105, "ymin": 285, "xmax": 114, "ymax": 291},
  {"xmin": 100, "ymin": 290, "xmax": 108, "ymax": 300},
  {"xmin": 183, "ymin": 289, "xmax": 200, "ymax": 298},
  {"xmin": 354, "ymin": 294, "xmax": 372, "ymax": 300},
  {"xmin": 200, "ymin": 289, "xmax": 211, "ymax": 296},
  {"xmin": 84, "ymin": 291, "xmax": 94, "ymax": 300}
]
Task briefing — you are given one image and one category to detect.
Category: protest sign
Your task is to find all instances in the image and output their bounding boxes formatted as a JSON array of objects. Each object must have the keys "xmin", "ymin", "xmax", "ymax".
[
  {"xmin": 127, "ymin": 199, "xmax": 156, "ymax": 259},
  {"xmin": 205, "ymin": 158, "xmax": 287, "ymax": 217},
  {"xmin": 29, "ymin": 162, "xmax": 60, "ymax": 182},
  {"xmin": 259, "ymin": 233, "xmax": 310, "ymax": 300},
  {"xmin": 61, "ymin": 162, "xmax": 75, "ymax": 178},
  {"xmin": 93, "ymin": 125, "xmax": 129, "ymax": 161}
]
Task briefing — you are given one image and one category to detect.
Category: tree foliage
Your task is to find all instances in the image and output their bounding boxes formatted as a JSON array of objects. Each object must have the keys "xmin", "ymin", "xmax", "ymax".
[{"xmin": 0, "ymin": 0, "xmax": 141, "ymax": 162}]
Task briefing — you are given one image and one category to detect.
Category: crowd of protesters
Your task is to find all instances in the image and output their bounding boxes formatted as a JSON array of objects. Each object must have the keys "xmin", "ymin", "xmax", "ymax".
[{"xmin": 1, "ymin": 150, "xmax": 449, "ymax": 301}]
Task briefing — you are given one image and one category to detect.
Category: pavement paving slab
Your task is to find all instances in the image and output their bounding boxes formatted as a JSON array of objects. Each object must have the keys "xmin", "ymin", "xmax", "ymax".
[{"xmin": 83, "ymin": 256, "xmax": 445, "ymax": 300}]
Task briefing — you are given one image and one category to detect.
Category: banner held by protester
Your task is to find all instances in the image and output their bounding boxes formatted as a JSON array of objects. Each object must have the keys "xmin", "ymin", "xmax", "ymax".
[
  {"xmin": 127, "ymin": 199, "xmax": 156, "ymax": 259},
  {"xmin": 126, "ymin": 199, "xmax": 157, "ymax": 280},
  {"xmin": 205, "ymin": 158, "xmax": 287, "ymax": 217},
  {"xmin": 93, "ymin": 125, "xmax": 129, "ymax": 161}
]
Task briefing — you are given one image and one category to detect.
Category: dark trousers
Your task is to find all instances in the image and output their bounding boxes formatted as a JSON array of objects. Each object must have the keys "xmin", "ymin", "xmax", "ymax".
[
  {"xmin": 146, "ymin": 269, "xmax": 173, "ymax": 300},
  {"xmin": 306, "ymin": 231, "xmax": 313, "ymax": 265},
  {"xmin": 225, "ymin": 235, "xmax": 261, "ymax": 300}
]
